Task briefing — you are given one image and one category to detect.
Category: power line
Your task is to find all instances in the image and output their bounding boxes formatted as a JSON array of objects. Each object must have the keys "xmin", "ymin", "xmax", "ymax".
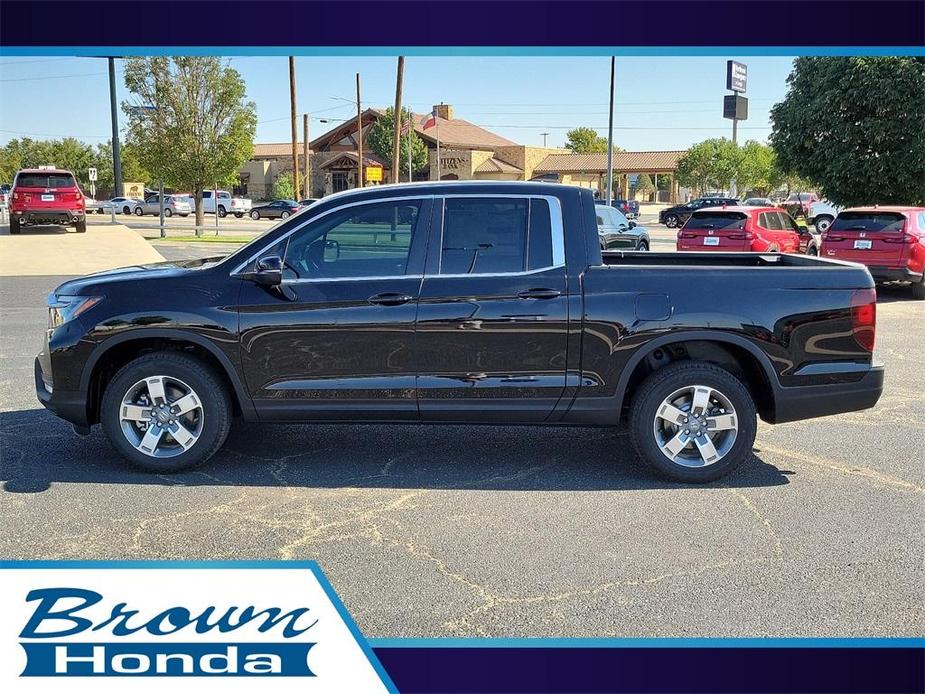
[
  {"xmin": 0, "ymin": 128, "xmax": 109, "ymax": 139},
  {"xmin": 0, "ymin": 72, "xmax": 107, "ymax": 83},
  {"xmin": 0, "ymin": 57, "xmax": 79, "ymax": 67}
]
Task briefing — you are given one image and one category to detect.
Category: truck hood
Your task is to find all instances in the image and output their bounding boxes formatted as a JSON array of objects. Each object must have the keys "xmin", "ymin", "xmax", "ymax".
[{"xmin": 52, "ymin": 256, "xmax": 225, "ymax": 296}]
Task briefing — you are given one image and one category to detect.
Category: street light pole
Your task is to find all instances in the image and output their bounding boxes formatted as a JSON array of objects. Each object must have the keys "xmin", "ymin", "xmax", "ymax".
[
  {"xmin": 289, "ymin": 57, "xmax": 300, "ymax": 199},
  {"xmin": 606, "ymin": 56, "xmax": 615, "ymax": 206},
  {"xmin": 541, "ymin": 132, "xmax": 549, "ymax": 147},
  {"xmin": 108, "ymin": 58, "xmax": 123, "ymax": 197},
  {"xmin": 303, "ymin": 113, "xmax": 310, "ymax": 199}
]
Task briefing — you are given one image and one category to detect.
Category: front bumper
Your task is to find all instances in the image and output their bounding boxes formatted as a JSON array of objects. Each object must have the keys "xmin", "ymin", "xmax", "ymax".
[
  {"xmin": 770, "ymin": 364, "xmax": 884, "ymax": 424},
  {"xmin": 35, "ymin": 356, "xmax": 89, "ymax": 427}
]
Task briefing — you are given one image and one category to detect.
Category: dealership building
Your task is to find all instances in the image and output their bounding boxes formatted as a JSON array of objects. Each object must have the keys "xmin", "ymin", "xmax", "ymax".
[{"xmin": 241, "ymin": 104, "xmax": 685, "ymax": 202}]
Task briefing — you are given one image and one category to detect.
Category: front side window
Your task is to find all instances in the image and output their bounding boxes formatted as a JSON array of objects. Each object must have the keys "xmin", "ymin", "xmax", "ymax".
[
  {"xmin": 612, "ymin": 209, "xmax": 630, "ymax": 228},
  {"xmin": 283, "ymin": 200, "xmax": 421, "ymax": 280}
]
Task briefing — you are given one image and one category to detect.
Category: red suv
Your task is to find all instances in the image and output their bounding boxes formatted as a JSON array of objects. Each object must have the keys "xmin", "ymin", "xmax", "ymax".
[
  {"xmin": 9, "ymin": 168, "xmax": 86, "ymax": 234},
  {"xmin": 677, "ymin": 206, "xmax": 802, "ymax": 253},
  {"xmin": 821, "ymin": 207, "xmax": 925, "ymax": 300}
]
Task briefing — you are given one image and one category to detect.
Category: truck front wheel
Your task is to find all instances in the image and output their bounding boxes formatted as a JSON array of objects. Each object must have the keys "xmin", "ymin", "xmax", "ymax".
[{"xmin": 629, "ymin": 361, "xmax": 757, "ymax": 483}]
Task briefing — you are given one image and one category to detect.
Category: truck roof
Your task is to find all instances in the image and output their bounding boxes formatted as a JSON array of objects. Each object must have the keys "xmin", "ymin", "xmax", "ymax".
[{"xmin": 317, "ymin": 180, "xmax": 586, "ymax": 205}]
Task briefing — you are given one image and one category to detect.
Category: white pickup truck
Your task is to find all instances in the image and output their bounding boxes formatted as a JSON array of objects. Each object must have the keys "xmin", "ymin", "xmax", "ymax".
[
  {"xmin": 807, "ymin": 200, "xmax": 840, "ymax": 232},
  {"xmin": 201, "ymin": 190, "xmax": 252, "ymax": 218}
]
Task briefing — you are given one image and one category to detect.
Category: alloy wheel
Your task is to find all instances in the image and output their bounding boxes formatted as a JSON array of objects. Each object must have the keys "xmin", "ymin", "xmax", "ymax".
[
  {"xmin": 652, "ymin": 384, "xmax": 738, "ymax": 467},
  {"xmin": 119, "ymin": 375, "xmax": 204, "ymax": 458}
]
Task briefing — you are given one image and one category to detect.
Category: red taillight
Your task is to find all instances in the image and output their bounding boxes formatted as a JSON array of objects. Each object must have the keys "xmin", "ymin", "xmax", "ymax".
[
  {"xmin": 851, "ymin": 288, "xmax": 876, "ymax": 352},
  {"xmin": 678, "ymin": 231, "xmax": 697, "ymax": 239},
  {"xmin": 822, "ymin": 233, "xmax": 845, "ymax": 242},
  {"xmin": 883, "ymin": 233, "xmax": 915, "ymax": 244},
  {"xmin": 727, "ymin": 232, "xmax": 755, "ymax": 240}
]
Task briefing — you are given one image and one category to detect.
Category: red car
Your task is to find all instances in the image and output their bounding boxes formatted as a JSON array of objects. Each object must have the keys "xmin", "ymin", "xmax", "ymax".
[
  {"xmin": 9, "ymin": 167, "xmax": 86, "ymax": 234},
  {"xmin": 677, "ymin": 206, "xmax": 802, "ymax": 253},
  {"xmin": 821, "ymin": 206, "xmax": 925, "ymax": 300}
]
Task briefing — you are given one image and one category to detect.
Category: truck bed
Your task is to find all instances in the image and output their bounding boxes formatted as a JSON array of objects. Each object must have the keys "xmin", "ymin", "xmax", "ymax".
[{"xmin": 600, "ymin": 250, "xmax": 851, "ymax": 269}]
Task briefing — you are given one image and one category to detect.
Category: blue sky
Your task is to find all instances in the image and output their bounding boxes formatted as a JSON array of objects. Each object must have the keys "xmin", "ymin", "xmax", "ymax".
[{"xmin": 0, "ymin": 55, "xmax": 796, "ymax": 151}]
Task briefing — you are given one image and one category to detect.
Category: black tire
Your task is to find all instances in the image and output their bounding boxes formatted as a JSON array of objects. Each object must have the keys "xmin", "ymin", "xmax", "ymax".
[
  {"xmin": 123, "ymin": 205, "xmax": 131, "ymax": 215},
  {"xmin": 807, "ymin": 245, "xmax": 819, "ymax": 256},
  {"xmin": 218, "ymin": 206, "xmax": 227, "ymax": 218},
  {"xmin": 629, "ymin": 361, "xmax": 757, "ymax": 483},
  {"xmin": 280, "ymin": 211, "xmax": 290, "ymax": 219},
  {"xmin": 9, "ymin": 216, "xmax": 21, "ymax": 234},
  {"xmin": 664, "ymin": 214, "xmax": 679, "ymax": 228},
  {"xmin": 234, "ymin": 212, "xmax": 243, "ymax": 218},
  {"xmin": 100, "ymin": 352, "xmax": 232, "ymax": 473},
  {"xmin": 75, "ymin": 219, "xmax": 87, "ymax": 233},
  {"xmin": 636, "ymin": 240, "xmax": 649, "ymax": 251},
  {"xmin": 164, "ymin": 208, "xmax": 173, "ymax": 218},
  {"xmin": 912, "ymin": 275, "xmax": 925, "ymax": 301},
  {"xmin": 250, "ymin": 210, "xmax": 260, "ymax": 220},
  {"xmin": 134, "ymin": 207, "xmax": 143, "ymax": 216}
]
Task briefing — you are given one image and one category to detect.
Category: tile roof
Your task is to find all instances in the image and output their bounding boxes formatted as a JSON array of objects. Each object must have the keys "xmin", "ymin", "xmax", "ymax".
[
  {"xmin": 534, "ymin": 150, "xmax": 685, "ymax": 173},
  {"xmin": 409, "ymin": 112, "xmax": 516, "ymax": 149},
  {"xmin": 475, "ymin": 156, "xmax": 523, "ymax": 174},
  {"xmin": 252, "ymin": 142, "xmax": 306, "ymax": 158}
]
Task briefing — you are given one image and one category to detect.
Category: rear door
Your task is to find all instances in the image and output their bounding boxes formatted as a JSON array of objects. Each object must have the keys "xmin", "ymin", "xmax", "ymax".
[
  {"xmin": 823, "ymin": 211, "xmax": 909, "ymax": 267},
  {"xmin": 678, "ymin": 211, "xmax": 750, "ymax": 250},
  {"xmin": 416, "ymin": 195, "xmax": 569, "ymax": 422}
]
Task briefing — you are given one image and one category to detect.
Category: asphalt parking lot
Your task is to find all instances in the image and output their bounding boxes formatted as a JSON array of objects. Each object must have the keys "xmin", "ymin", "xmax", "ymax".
[{"xmin": 0, "ymin": 224, "xmax": 922, "ymax": 638}]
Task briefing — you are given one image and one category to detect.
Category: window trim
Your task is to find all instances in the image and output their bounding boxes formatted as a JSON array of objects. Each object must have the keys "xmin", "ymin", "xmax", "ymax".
[{"xmin": 433, "ymin": 194, "xmax": 566, "ymax": 278}]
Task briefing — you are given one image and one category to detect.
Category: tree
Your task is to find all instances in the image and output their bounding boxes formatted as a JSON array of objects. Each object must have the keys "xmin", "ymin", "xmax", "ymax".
[
  {"xmin": 634, "ymin": 173, "xmax": 655, "ymax": 198},
  {"xmin": 94, "ymin": 141, "xmax": 150, "ymax": 194},
  {"xmin": 0, "ymin": 137, "xmax": 98, "ymax": 190},
  {"xmin": 272, "ymin": 172, "xmax": 295, "ymax": 200},
  {"xmin": 676, "ymin": 138, "xmax": 742, "ymax": 194},
  {"xmin": 366, "ymin": 107, "xmax": 429, "ymax": 180},
  {"xmin": 122, "ymin": 57, "xmax": 257, "ymax": 226},
  {"xmin": 770, "ymin": 57, "xmax": 925, "ymax": 206},
  {"xmin": 737, "ymin": 140, "xmax": 778, "ymax": 196},
  {"xmin": 565, "ymin": 127, "xmax": 612, "ymax": 154}
]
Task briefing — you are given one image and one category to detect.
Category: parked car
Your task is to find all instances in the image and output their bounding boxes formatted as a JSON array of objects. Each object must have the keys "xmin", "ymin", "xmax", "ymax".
[
  {"xmin": 807, "ymin": 199, "xmax": 839, "ymax": 233},
  {"xmin": 742, "ymin": 197, "xmax": 773, "ymax": 207},
  {"xmin": 201, "ymin": 190, "xmax": 252, "ymax": 218},
  {"xmin": 133, "ymin": 195, "xmax": 192, "ymax": 218},
  {"xmin": 299, "ymin": 198, "xmax": 319, "ymax": 207},
  {"xmin": 0, "ymin": 184, "xmax": 11, "ymax": 209},
  {"xmin": 96, "ymin": 197, "xmax": 140, "ymax": 215},
  {"xmin": 595, "ymin": 204, "xmax": 649, "ymax": 250},
  {"xmin": 821, "ymin": 207, "xmax": 925, "ymax": 299},
  {"xmin": 35, "ymin": 182, "xmax": 883, "ymax": 483},
  {"xmin": 780, "ymin": 192, "xmax": 819, "ymax": 219},
  {"xmin": 677, "ymin": 206, "xmax": 802, "ymax": 253},
  {"xmin": 659, "ymin": 197, "xmax": 739, "ymax": 228},
  {"xmin": 798, "ymin": 226, "xmax": 822, "ymax": 256},
  {"xmin": 9, "ymin": 167, "xmax": 86, "ymax": 234},
  {"xmin": 598, "ymin": 198, "xmax": 640, "ymax": 219},
  {"xmin": 249, "ymin": 199, "xmax": 301, "ymax": 220}
]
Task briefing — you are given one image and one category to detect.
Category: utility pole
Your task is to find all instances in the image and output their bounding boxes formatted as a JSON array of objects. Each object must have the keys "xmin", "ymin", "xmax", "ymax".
[
  {"xmin": 391, "ymin": 56, "xmax": 405, "ymax": 185},
  {"xmin": 540, "ymin": 132, "xmax": 549, "ymax": 147},
  {"xmin": 606, "ymin": 56, "xmax": 615, "ymax": 206},
  {"xmin": 356, "ymin": 73, "xmax": 363, "ymax": 189},
  {"xmin": 303, "ymin": 113, "xmax": 310, "ymax": 199},
  {"xmin": 288, "ymin": 57, "xmax": 300, "ymax": 199},
  {"xmin": 108, "ymin": 58, "xmax": 123, "ymax": 197}
]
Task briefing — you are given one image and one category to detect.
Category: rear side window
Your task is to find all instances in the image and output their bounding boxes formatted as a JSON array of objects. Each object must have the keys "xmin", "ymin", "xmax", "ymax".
[
  {"xmin": 527, "ymin": 199, "xmax": 554, "ymax": 270},
  {"xmin": 831, "ymin": 212, "xmax": 905, "ymax": 233},
  {"xmin": 15, "ymin": 173, "xmax": 76, "ymax": 188},
  {"xmin": 759, "ymin": 212, "xmax": 783, "ymax": 230},
  {"xmin": 686, "ymin": 212, "xmax": 747, "ymax": 230}
]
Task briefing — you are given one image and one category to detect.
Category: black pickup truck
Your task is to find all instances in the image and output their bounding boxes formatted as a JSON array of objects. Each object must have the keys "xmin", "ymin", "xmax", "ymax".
[{"xmin": 36, "ymin": 182, "xmax": 883, "ymax": 482}]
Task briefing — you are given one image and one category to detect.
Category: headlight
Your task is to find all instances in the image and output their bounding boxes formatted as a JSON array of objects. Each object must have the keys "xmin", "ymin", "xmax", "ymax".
[{"xmin": 48, "ymin": 295, "xmax": 102, "ymax": 327}]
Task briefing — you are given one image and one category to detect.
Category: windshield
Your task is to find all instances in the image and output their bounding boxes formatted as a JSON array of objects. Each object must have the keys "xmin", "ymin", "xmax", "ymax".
[
  {"xmin": 686, "ymin": 212, "xmax": 748, "ymax": 230},
  {"xmin": 16, "ymin": 173, "xmax": 76, "ymax": 188},
  {"xmin": 831, "ymin": 212, "xmax": 905, "ymax": 233}
]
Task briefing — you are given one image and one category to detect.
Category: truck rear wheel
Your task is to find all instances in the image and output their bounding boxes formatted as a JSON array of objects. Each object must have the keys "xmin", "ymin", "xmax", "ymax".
[
  {"xmin": 75, "ymin": 219, "xmax": 87, "ymax": 233},
  {"xmin": 100, "ymin": 352, "xmax": 232, "ymax": 473},
  {"xmin": 9, "ymin": 216, "xmax": 21, "ymax": 234},
  {"xmin": 912, "ymin": 275, "xmax": 925, "ymax": 301},
  {"xmin": 629, "ymin": 361, "xmax": 757, "ymax": 483}
]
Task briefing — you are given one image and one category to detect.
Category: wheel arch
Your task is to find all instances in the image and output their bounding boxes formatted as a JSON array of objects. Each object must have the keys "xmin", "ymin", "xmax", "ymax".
[
  {"xmin": 612, "ymin": 331, "xmax": 780, "ymax": 423},
  {"xmin": 81, "ymin": 329, "xmax": 256, "ymax": 425}
]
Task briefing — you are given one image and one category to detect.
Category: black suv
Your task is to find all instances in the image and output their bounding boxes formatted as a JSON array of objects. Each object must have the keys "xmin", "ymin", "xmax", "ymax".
[{"xmin": 659, "ymin": 197, "xmax": 739, "ymax": 228}]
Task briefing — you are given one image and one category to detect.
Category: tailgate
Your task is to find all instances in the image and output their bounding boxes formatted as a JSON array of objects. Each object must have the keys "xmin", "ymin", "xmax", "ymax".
[
  {"xmin": 14, "ymin": 173, "xmax": 81, "ymax": 210},
  {"xmin": 823, "ymin": 211, "xmax": 910, "ymax": 267},
  {"xmin": 678, "ymin": 210, "xmax": 751, "ymax": 251}
]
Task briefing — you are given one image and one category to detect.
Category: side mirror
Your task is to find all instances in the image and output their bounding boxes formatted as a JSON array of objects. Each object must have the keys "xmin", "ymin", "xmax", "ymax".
[
  {"xmin": 253, "ymin": 255, "xmax": 283, "ymax": 286},
  {"xmin": 798, "ymin": 224, "xmax": 809, "ymax": 235},
  {"xmin": 629, "ymin": 220, "xmax": 637, "ymax": 229}
]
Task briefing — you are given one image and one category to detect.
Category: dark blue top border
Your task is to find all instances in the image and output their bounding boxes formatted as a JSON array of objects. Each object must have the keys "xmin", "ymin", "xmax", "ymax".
[{"xmin": 1, "ymin": 1, "xmax": 923, "ymax": 48}]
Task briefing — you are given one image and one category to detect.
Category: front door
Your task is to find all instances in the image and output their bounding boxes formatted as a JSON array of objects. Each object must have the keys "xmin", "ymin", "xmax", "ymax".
[
  {"xmin": 416, "ymin": 195, "xmax": 570, "ymax": 422},
  {"xmin": 237, "ymin": 197, "xmax": 433, "ymax": 420}
]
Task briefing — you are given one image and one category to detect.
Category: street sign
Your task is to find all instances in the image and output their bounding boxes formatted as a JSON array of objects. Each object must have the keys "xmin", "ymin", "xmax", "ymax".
[
  {"xmin": 723, "ymin": 94, "xmax": 748, "ymax": 121},
  {"xmin": 365, "ymin": 165, "xmax": 383, "ymax": 182},
  {"xmin": 88, "ymin": 167, "xmax": 97, "ymax": 182},
  {"xmin": 726, "ymin": 60, "xmax": 747, "ymax": 93}
]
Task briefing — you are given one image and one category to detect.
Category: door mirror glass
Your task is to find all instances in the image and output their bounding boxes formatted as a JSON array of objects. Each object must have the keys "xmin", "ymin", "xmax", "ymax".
[
  {"xmin": 254, "ymin": 255, "xmax": 283, "ymax": 286},
  {"xmin": 798, "ymin": 224, "xmax": 809, "ymax": 235},
  {"xmin": 629, "ymin": 220, "xmax": 637, "ymax": 229}
]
